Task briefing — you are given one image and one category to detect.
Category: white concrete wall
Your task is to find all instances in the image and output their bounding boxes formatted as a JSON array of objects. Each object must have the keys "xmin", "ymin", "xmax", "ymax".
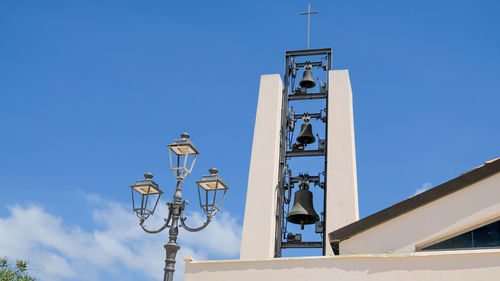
[
  {"xmin": 325, "ymin": 70, "xmax": 359, "ymax": 255},
  {"xmin": 340, "ymin": 173, "xmax": 500, "ymax": 254},
  {"xmin": 239, "ymin": 74, "xmax": 283, "ymax": 260},
  {"xmin": 185, "ymin": 249, "xmax": 500, "ymax": 281}
]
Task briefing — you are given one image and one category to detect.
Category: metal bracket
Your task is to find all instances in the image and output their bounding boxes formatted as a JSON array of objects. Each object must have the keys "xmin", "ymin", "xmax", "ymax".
[
  {"xmin": 296, "ymin": 61, "xmax": 323, "ymax": 68},
  {"xmin": 293, "ymin": 87, "xmax": 307, "ymax": 95},
  {"xmin": 294, "ymin": 110, "xmax": 326, "ymax": 123},
  {"xmin": 290, "ymin": 57, "xmax": 297, "ymax": 78},
  {"xmin": 286, "ymin": 233, "xmax": 302, "ymax": 242},
  {"xmin": 289, "ymin": 173, "xmax": 322, "ymax": 187},
  {"xmin": 317, "ymin": 137, "xmax": 326, "ymax": 150},
  {"xmin": 315, "ymin": 221, "xmax": 324, "ymax": 234},
  {"xmin": 318, "ymin": 79, "xmax": 327, "ymax": 93}
]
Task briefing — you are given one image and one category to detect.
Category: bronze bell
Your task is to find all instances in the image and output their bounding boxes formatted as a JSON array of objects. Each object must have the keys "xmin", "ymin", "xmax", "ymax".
[
  {"xmin": 296, "ymin": 121, "xmax": 316, "ymax": 144},
  {"xmin": 286, "ymin": 189, "xmax": 319, "ymax": 229},
  {"xmin": 299, "ymin": 69, "xmax": 316, "ymax": 89}
]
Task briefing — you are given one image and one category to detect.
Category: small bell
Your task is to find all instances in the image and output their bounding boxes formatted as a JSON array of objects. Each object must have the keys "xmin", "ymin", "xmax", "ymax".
[
  {"xmin": 299, "ymin": 69, "xmax": 316, "ymax": 89},
  {"xmin": 299, "ymin": 63, "xmax": 316, "ymax": 89},
  {"xmin": 286, "ymin": 189, "xmax": 320, "ymax": 230},
  {"xmin": 296, "ymin": 120, "xmax": 316, "ymax": 145}
]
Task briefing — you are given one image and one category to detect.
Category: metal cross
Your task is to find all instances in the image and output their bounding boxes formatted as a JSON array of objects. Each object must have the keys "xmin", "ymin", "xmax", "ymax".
[{"xmin": 300, "ymin": 4, "xmax": 318, "ymax": 49}]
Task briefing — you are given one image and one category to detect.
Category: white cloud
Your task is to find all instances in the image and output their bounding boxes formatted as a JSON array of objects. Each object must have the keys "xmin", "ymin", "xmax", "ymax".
[
  {"xmin": 179, "ymin": 211, "xmax": 241, "ymax": 257},
  {"xmin": 414, "ymin": 182, "xmax": 433, "ymax": 196},
  {"xmin": 0, "ymin": 194, "xmax": 241, "ymax": 281}
]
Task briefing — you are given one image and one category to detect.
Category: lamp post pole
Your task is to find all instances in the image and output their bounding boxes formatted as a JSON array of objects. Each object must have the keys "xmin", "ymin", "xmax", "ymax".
[
  {"xmin": 163, "ymin": 178, "xmax": 183, "ymax": 281},
  {"xmin": 130, "ymin": 134, "xmax": 229, "ymax": 281}
]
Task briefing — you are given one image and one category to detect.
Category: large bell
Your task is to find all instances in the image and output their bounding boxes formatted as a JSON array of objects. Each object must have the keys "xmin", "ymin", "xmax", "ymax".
[
  {"xmin": 296, "ymin": 121, "xmax": 316, "ymax": 144},
  {"xmin": 299, "ymin": 69, "xmax": 316, "ymax": 89},
  {"xmin": 286, "ymin": 189, "xmax": 319, "ymax": 229}
]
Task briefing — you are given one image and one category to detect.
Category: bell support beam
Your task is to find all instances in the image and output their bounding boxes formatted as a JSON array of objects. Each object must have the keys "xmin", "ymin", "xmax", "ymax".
[
  {"xmin": 293, "ymin": 112, "xmax": 323, "ymax": 120},
  {"xmin": 286, "ymin": 149, "xmax": 325, "ymax": 157},
  {"xmin": 286, "ymin": 48, "xmax": 332, "ymax": 57},
  {"xmin": 282, "ymin": 241, "xmax": 323, "ymax": 248},
  {"xmin": 288, "ymin": 93, "xmax": 327, "ymax": 100}
]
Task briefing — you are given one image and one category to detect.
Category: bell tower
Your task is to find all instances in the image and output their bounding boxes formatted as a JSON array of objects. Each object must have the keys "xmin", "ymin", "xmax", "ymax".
[{"xmin": 240, "ymin": 48, "xmax": 359, "ymax": 258}]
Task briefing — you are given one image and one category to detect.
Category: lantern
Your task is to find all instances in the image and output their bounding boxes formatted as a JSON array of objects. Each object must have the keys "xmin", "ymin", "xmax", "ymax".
[
  {"xmin": 195, "ymin": 168, "xmax": 229, "ymax": 217},
  {"xmin": 130, "ymin": 173, "xmax": 163, "ymax": 221},
  {"xmin": 167, "ymin": 133, "xmax": 199, "ymax": 179}
]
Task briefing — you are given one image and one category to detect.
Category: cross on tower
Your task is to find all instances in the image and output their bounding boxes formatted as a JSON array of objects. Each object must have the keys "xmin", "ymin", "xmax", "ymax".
[{"xmin": 300, "ymin": 4, "xmax": 319, "ymax": 49}]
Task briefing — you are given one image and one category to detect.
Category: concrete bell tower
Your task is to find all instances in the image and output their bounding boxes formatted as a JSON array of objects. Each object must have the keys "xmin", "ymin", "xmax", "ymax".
[{"xmin": 240, "ymin": 49, "xmax": 359, "ymax": 259}]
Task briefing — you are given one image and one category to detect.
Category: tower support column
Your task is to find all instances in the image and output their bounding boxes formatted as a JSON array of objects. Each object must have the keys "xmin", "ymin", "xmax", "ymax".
[
  {"xmin": 240, "ymin": 74, "xmax": 283, "ymax": 260},
  {"xmin": 325, "ymin": 69, "xmax": 359, "ymax": 255}
]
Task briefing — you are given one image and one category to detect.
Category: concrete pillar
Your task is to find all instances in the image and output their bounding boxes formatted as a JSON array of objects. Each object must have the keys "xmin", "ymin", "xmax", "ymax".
[
  {"xmin": 325, "ymin": 70, "xmax": 359, "ymax": 256},
  {"xmin": 240, "ymin": 74, "xmax": 283, "ymax": 260}
]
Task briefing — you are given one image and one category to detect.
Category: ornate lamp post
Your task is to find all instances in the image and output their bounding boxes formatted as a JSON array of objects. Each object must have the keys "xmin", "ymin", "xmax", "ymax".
[{"xmin": 130, "ymin": 133, "xmax": 229, "ymax": 281}]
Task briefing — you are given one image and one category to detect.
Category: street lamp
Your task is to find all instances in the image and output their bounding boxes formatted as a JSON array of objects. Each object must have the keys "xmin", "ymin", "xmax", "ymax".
[{"xmin": 129, "ymin": 133, "xmax": 229, "ymax": 281}]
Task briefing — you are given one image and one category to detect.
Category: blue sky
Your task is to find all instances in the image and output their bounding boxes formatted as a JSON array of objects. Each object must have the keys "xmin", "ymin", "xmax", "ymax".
[{"xmin": 0, "ymin": 0, "xmax": 499, "ymax": 280}]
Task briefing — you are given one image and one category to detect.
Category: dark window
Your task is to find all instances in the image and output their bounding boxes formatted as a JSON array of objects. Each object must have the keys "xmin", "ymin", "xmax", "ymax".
[{"xmin": 421, "ymin": 220, "xmax": 500, "ymax": 251}]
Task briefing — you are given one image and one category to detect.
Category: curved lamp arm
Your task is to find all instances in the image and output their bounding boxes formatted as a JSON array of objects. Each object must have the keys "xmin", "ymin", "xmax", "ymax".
[
  {"xmin": 139, "ymin": 202, "xmax": 173, "ymax": 234},
  {"xmin": 140, "ymin": 218, "xmax": 170, "ymax": 234},
  {"xmin": 179, "ymin": 209, "xmax": 212, "ymax": 232}
]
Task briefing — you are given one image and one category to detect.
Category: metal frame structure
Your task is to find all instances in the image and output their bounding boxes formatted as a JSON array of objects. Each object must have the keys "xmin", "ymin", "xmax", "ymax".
[{"xmin": 275, "ymin": 48, "xmax": 332, "ymax": 257}]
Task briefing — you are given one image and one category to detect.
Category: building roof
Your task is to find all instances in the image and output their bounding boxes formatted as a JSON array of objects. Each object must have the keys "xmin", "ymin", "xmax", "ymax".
[{"xmin": 329, "ymin": 157, "xmax": 500, "ymax": 249}]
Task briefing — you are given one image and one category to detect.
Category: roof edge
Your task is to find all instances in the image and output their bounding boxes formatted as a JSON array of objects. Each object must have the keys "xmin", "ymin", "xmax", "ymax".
[{"xmin": 329, "ymin": 157, "xmax": 500, "ymax": 246}]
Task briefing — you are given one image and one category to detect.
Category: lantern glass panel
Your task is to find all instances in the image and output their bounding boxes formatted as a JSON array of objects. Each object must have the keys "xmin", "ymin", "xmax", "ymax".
[
  {"xmin": 168, "ymin": 138, "xmax": 199, "ymax": 156},
  {"xmin": 131, "ymin": 180, "xmax": 162, "ymax": 195},
  {"xmin": 168, "ymin": 149, "xmax": 198, "ymax": 178},
  {"xmin": 170, "ymin": 145, "xmax": 196, "ymax": 155},
  {"xmin": 197, "ymin": 174, "xmax": 229, "ymax": 191}
]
